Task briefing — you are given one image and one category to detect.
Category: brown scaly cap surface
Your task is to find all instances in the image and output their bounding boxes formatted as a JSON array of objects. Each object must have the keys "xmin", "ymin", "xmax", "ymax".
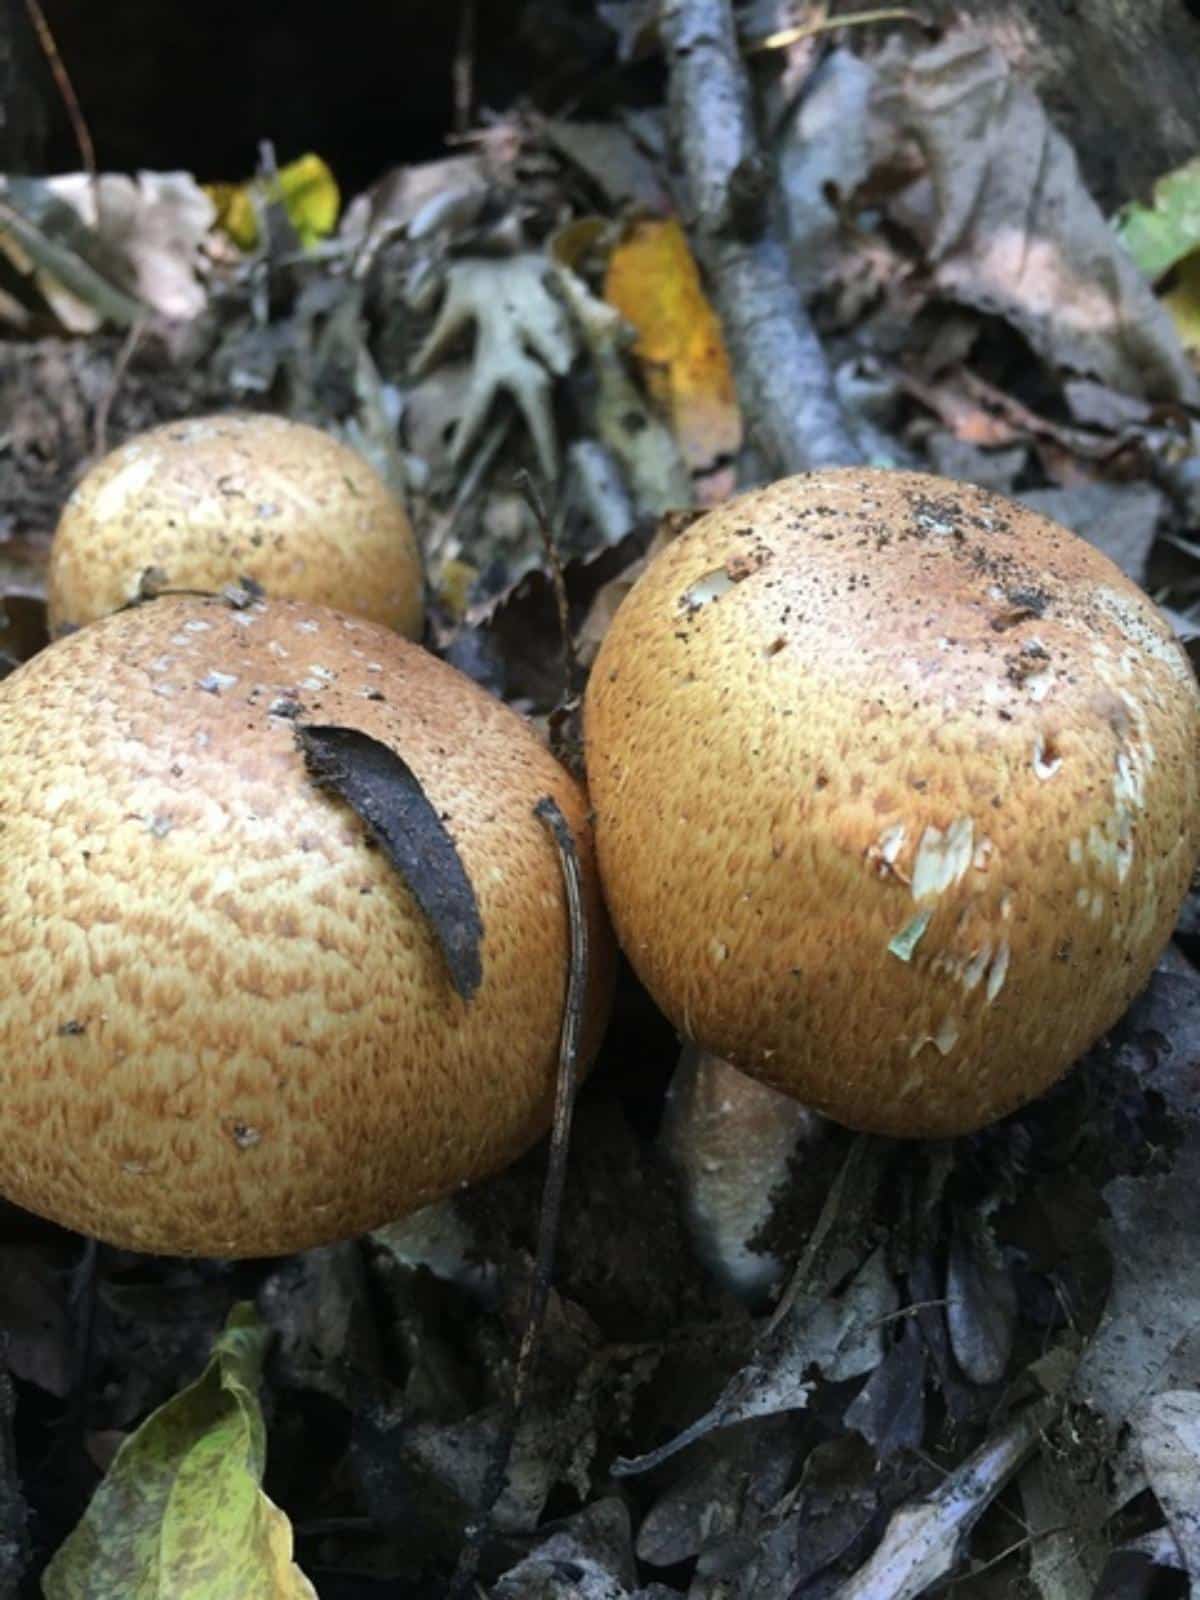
[
  {"xmin": 0, "ymin": 595, "xmax": 612, "ymax": 1255},
  {"xmin": 584, "ymin": 468, "xmax": 1200, "ymax": 1137},
  {"xmin": 47, "ymin": 413, "xmax": 424, "ymax": 638}
]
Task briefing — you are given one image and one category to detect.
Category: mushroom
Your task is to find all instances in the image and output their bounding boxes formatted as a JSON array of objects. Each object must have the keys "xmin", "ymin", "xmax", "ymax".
[
  {"xmin": 47, "ymin": 413, "xmax": 424, "ymax": 639},
  {"xmin": 0, "ymin": 594, "xmax": 612, "ymax": 1256},
  {"xmin": 584, "ymin": 468, "xmax": 1200, "ymax": 1139},
  {"xmin": 660, "ymin": 1046, "xmax": 823, "ymax": 1301}
]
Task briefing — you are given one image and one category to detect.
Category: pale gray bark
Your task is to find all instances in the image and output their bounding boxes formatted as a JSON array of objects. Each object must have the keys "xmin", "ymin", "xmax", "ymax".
[{"xmin": 659, "ymin": 0, "xmax": 863, "ymax": 475}]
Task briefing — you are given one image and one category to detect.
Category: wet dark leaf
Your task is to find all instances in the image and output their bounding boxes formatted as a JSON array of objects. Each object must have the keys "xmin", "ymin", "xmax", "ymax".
[
  {"xmin": 297, "ymin": 725, "xmax": 483, "ymax": 1002},
  {"xmin": 844, "ymin": 1316, "xmax": 926, "ymax": 1460},
  {"xmin": 0, "ymin": 592, "xmax": 49, "ymax": 675},
  {"xmin": 945, "ymin": 1211, "xmax": 1017, "ymax": 1387}
]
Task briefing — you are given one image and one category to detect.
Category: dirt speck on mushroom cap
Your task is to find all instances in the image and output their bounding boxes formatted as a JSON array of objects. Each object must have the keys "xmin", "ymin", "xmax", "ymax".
[
  {"xmin": 0, "ymin": 595, "xmax": 612, "ymax": 1255},
  {"xmin": 47, "ymin": 413, "xmax": 424, "ymax": 638},
  {"xmin": 583, "ymin": 468, "xmax": 1200, "ymax": 1137}
]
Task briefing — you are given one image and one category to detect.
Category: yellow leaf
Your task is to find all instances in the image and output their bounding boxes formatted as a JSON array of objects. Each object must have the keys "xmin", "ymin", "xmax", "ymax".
[
  {"xmin": 204, "ymin": 182, "xmax": 260, "ymax": 251},
  {"xmin": 603, "ymin": 219, "xmax": 742, "ymax": 471},
  {"xmin": 276, "ymin": 155, "xmax": 340, "ymax": 248},
  {"xmin": 205, "ymin": 153, "xmax": 340, "ymax": 252},
  {"xmin": 1163, "ymin": 252, "xmax": 1200, "ymax": 356},
  {"xmin": 43, "ymin": 1304, "xmax": 316, "ymax": 1600},
  {"xmin": 435, "ymin": 557, "xmax": 479, "ymax": 620}
]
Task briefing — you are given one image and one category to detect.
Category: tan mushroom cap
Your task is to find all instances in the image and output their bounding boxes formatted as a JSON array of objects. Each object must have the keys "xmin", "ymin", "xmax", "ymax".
[
  {"xmin": 47, "ymin": 413, "xmax": 424, "ymax": 638},
  {"xmin": 584, "ymin": 469, "xmax": 1200, "ymax": 1137},
  {"xmin": 0, "ymin": 595, "xmax": 613, "ymax": 1255}
]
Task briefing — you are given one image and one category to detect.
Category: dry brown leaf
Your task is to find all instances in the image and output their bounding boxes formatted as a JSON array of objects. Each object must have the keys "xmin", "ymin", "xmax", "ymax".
[{"xmin": 879, "ymin": 31, "xmax": 1200, "ymax": 405}]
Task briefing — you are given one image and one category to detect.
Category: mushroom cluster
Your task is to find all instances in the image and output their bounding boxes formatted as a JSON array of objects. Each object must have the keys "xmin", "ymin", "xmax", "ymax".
[
  {"xmin": 584, "ymin": 468, "xmax": 1200, "ymax": 1138},
  {"xmin": 0, "ymin": 595, "xmax": 612, "ymax": 1256},
  {"xmin": 2, "ymin": 454, "xmax": 1197, "ymax": 1267},
  {"xmin": 48, "ymin": 413, "xmax": 424, "ymax": 638}
]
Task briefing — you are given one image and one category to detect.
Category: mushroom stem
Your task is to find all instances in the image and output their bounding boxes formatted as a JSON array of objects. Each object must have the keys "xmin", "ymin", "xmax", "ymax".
[{"xmin": 660, "ymin": 1046, "xmax": 822, "ymax": 1304}]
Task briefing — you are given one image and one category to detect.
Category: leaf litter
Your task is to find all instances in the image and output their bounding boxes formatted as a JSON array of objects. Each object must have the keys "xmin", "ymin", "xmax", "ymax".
[{"xmin": 3, "ymin": 5, "xmax": 1200, "ymax": 1597}]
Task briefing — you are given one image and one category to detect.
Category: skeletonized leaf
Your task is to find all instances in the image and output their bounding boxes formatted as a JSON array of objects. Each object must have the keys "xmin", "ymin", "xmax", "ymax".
[
  {"xmin": 297, "ymin": 723, "xmax": 484, "ymax": 1001},
  {"xmin": 43, "ymin": 1304, "xmax": 315, "ymax": 1600}
]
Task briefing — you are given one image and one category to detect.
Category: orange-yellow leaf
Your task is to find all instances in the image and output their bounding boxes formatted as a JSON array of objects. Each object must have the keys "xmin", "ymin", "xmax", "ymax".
[
  {"xmin": 205, "ymin": 154, "xmax": 340, "ymax": 252},
  {"xmin": 603, "ymin": 219, "xmax": 741, "ymax": 470},
  {"xmin": 1163, "ymin": 253, "xmax": 1200, "ymax": 357}
]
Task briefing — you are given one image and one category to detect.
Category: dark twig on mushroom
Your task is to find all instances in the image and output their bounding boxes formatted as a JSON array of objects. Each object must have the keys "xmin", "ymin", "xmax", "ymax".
[
  {"xmin": 450, "ymin": 794, "xmax": 591, "ymax": 1598},
  {"xmin": 659, "ymin": 0, "xmax": 862, "ymax": 474}
]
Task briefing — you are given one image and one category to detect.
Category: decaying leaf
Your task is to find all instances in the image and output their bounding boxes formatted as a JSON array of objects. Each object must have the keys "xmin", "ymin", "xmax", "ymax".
[
  {"xmin": 297, "ymin": 724, "xmax": 484, "ymax": 1001},
  {"xmin": 603, "ymin": 219, "xmax": 742, "ymax": 471},
  {"xmin": 878, "ymin": 32, "xmax": 1200, "ymax": 405},
  {"xmin": 491, "ymin": 1496, "xmax": 638, "ymax": 1598},
  {"xmin": 0, "ymin": 593, "xmax": 49, "ymax": 678},
  {"xmin": 42, "ymin": 1304, "xmax": 315, "ymax": 1599},
  {"xmin": 777, "ymin": 48, "xmax": 877, "ymax": 297},
  {"xmin": 1072, "ymin": 968, "xmax": 1200, "ymax": 1507},
  {"xmin": 551, "ymin": 234, "xmax": 693, "ymax": 516},
  {"xmin": 1136, "ymin": 1390, "xmax": 1200, "ymax": 1580},
  {"xmin": 1018, "ymin": 1451, "xmax": 1108, "ymax": 1600},
  {"xmin": 0, "ymin": 171, "xmax": 214, "ymax": 330},
  {"xmin": 541, "ymin": 117, "xmax": 670, "ymax": 214},
  {"xmin": 576, "ymin": 511, "xmax": 700, "ymax": 668},
  {"xmin": 944, "ymin": 1208, "xmax": 1017, "ymax": 1387},
  {"xmin": 613, "ymin": 1137, "xmax": 889, "ymax": 1477},
  {"xmin": 830, "ymin": 1397, "xmax": 1057, "ymax": 1600},
  {"xmin": 1017, "ymin": 482, "xmax": 1166, "ymax": 584}
]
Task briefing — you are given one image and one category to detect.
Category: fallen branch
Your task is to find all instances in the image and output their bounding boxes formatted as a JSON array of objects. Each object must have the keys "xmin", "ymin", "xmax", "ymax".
[{"xmin": 659, "ymin": 0, "xmax": 862, "ymax": 474}]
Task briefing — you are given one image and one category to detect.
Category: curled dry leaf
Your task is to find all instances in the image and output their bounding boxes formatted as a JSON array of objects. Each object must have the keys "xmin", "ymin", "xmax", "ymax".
[
  {"xmin": 42, "ymin": 1304, "xmax": 316, "ymax": 1600},
  {"xmin": 2, "ymin": 171, "xmax": 215, "ymax": 329},
  {"xmin": 878, "ymin": 32, "xmax": 1200, "ymax": 405}
]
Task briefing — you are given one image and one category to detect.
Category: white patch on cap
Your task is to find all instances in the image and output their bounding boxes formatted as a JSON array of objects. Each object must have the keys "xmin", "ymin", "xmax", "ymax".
[
  {"xmin": 985, "ymin": 941, "xmax": 1010, "ymax": 1004},
  {"xmin": 1095, "ymin": 586, "xmax": 1192, "ymax": 681},
  {"xmin": 911, "ymin": 817, "xmax": 974, "ymax": 901},
  {"xmin": 91, "ymin": 454, "xmax": 157, "ymax": 522}
]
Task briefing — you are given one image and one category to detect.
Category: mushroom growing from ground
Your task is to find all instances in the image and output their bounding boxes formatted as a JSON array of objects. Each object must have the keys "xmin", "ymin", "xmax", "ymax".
[
  {"xmin": 47, "ymin": 413, "xmax": 424, "ymax": 639},
  {"xmin": 585, "ymin": 468, "xmax": 1200, "ymax": 1141},
  {"xmin": 0, "ymin": 594, "xmax": 612, "ymax": 1256}
]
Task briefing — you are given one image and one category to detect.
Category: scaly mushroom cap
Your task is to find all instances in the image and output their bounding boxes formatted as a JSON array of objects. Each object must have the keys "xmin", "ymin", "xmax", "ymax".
[
  {"xmin": 584, "ymin": 469, "xmax": 1200, "ymax": 1137},
  {"xmin": 47, "ymin": 413, "xmax": 424, "ymax": 638},
  {"xmin": 0, "ymin": 595, "xmax": 612, "ymax": 1254}
]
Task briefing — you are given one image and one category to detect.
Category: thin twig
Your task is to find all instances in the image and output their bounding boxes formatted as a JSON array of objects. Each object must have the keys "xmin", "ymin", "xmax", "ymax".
[
  {"xmin": 92, "ymin": 315, "xmax": 147, "ymax": 460},
  {"xmin": 515, "ymin": 469, "xmax": 579, "ymax": 697},
  {"xmin": 747, "ymin": 7, "xmax": 929, "ymax": 52},
  {"xmin": 23, "ymin": 0, "xmax": 95, "ymax": 187},
  {"xmin": 448, "ymin": 795, "xmax": 590, "ymax": 1599}
]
